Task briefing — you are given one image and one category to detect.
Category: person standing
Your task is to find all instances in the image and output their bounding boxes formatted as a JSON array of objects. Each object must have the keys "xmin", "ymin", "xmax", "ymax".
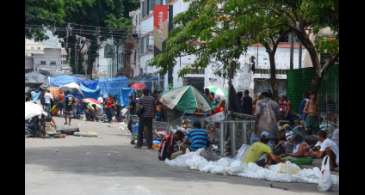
[
  {"xmin": 64, "ymin": 94, "xmax": 75, "ymax": 125},
  {"xmin": 135, "ymin": 89, "xmax": 155, "ymax": 149},
  {"xmin": 278, "ymin": 95, "xmax": 291, "ymax": 120},
  {"xmin": 254, "ymin": 91, "xmax": 280, "ymax": 148},
  {"xmin": 56, "ymin": 96, "xmax": 64, "ymax": 116},
  {"xmin": 105, "ymin": 96, "xmax": 115, "ymax": 122},
  {"xmin": 242, "ymin": 90, "xmax": 253, "ymax": 115},
  {"xmin": 31, "ymin": 89, "xmax": 41, "ymax": 104},
  {"xmin": 304, "ymin": 92, "xmax": 319, "ymax": 134},
  {"xmin": 298, "ymin": 91, "xmax": 310, "ymax": 121},
  {"xmin": 236, "ymin": 91, "xmax": 243, "ymax": 113},
  {"xmin": 43, "ymin": 90, "xmax": 53, "ymax": 114}
]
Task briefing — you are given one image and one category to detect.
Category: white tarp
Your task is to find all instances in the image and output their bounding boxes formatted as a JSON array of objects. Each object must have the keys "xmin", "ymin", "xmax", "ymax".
[
  {"xmin": 165, "ymin": 149, "xmax": 339, "ymax": 185},
  {"xmin": 25, "ymin": 101, "xmax": 47, "ymax": 120},
  {"xmin": 61, "ymin": 82, "xmax": 82, "ymax": 93}
]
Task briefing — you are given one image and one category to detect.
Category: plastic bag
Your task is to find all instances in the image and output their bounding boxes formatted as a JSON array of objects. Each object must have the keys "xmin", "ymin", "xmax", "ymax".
[
  {"xmin": 234, "ymin": 144, "xmax": 249, "ymax": 161},
  {"xmin": 274, "ymin": 161, "xmax": 301, "ymax": 175},
  {"xmin": 318, "ymin": 155, "xmax": 332, "ymax": 191}
]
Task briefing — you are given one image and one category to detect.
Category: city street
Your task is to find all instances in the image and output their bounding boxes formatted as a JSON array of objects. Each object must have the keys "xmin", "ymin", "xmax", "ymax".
[{"xmin": 25, "ymin": 117, "xmax": 338, "ymax": 195}]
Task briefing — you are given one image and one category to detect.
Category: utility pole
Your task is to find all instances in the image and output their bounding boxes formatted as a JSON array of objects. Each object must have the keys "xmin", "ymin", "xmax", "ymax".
[
  {"xmin": 298, "ymin": 42, "xmax": 302, "ymax": 69},
  {"xmin": 290, "ymin": 33, "xmax": 294, "ymax": 70}
]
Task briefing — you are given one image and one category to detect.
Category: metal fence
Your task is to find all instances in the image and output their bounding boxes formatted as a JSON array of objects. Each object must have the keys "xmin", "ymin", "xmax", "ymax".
[{"xmin": 214, "ymin": 120, "xmax": 256, "ymax": 157}]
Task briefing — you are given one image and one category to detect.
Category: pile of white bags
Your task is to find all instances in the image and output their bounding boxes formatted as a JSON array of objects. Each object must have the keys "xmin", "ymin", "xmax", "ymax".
[
  {"xmin": 25, "ymin": 101, "xmax": 47, "ymax": 120},
  {"xmin": 165, "ymin": 148, "xmax": 339, "ymax": 186}
]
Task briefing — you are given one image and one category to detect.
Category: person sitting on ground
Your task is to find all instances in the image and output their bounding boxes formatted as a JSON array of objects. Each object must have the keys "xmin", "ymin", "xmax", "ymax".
[
  {"xmin": 158, "ymin": 130, "xmax": 186, "ymax": 160},
  {"xmin": 242, "ymin": 131, "xmax": 282, "ymax": 167},
  {"xmin": 184, "ymin": 120, "xmax": 209, "ymax": 152},
  {"xmin": 287, "ymin": 135, "xmax": 311, "ymax": 157},
  {"xmin": 310, "ymin": 130, "xmax": 339, "ymax": 171},
  {"xmin": 200, "ymin": 124, "xmax": 220, "ymax": 161}
]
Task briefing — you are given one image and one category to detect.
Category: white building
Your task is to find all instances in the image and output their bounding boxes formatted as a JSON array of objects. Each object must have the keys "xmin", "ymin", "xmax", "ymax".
[
  {"xmin": 25, "ymin": 31, "xmax": 71, "ymax": 75},
  {"xmin": 94, "ymin": 39, "xmax": 125, "ymax": 79}
]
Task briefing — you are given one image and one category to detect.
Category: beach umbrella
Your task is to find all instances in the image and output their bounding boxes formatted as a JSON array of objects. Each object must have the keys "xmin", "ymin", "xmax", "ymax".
[
  {"xmin": 25, "ymin": 102, "xmax": 47, "ymax": 120},
  {"xmin": 82, "ymin": 98, "xmax": 101, "ymax": 105},
  {"xmin": 131, "ymin": 82, "xmax": 146, "ymax": 90},
  {"xmin": 207, "ymin": 85, "xmax": 228, "ymax": 99},
  {"xmin": 159, "ymin": 85, "xmax": 211, "ymax": 113}
]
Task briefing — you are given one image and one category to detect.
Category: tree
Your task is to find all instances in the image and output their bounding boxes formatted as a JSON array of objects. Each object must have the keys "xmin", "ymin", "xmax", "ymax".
[
  {"xmin": 25, "ymin": 0, "xmax": 65, "ymax": 40},
  {"xmin": 25, "ymin": 0, "xmax": 139, "ymax": 78},
  {"xmin": 254, "ymin": 0, "xmax": 339, "ymax": 92},
  {"xmin": 151, "ymin": 0, "xmax": 250, "ymax": 85}
]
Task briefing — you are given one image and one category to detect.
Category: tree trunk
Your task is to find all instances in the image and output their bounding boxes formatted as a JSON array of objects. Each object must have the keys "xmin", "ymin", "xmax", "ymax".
[
  {"xmin": 87, "ymin": 37, "xmax": 99, "ymax": 78},
  {"xmin": 268, "ymin": 51, "xmax": 278, "ymax": 99},
  {"xmin": 292, "ymin": 28, "xmax": 321, "ymax": 92}
]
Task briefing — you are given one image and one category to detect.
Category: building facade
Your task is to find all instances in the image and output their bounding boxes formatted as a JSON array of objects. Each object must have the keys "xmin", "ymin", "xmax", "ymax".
[
  {"xmin": 129, "ymin": 0, "xmax": 313, "ymax": 94},
  {"xmin": 25, "ymin": 33, "xmax": 71, "ymax": 75}
]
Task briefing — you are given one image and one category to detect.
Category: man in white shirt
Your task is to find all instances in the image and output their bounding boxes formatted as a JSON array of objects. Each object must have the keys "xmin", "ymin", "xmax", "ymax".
[
  {"xmin": 311, "ymin": 130, "xmax": 339, "ymax": 171},
  {"xmin": 44, "ymin": 90, "xmax": 54, "ymax": 113}
]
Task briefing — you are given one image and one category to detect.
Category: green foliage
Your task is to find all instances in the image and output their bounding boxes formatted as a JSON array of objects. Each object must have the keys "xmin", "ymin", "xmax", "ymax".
[
  {"xmin": 25, "ymin": 0, "xmax": 65, "ymax": 40},
  {"xmin": 25, "ymin": 0, "xmax": 139, "ymax": 75}
]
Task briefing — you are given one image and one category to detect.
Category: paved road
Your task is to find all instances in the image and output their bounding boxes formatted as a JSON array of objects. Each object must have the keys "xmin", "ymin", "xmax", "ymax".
[{"xmin": 25, "ymin": 117, "xmax": 338, "ymax": 195}]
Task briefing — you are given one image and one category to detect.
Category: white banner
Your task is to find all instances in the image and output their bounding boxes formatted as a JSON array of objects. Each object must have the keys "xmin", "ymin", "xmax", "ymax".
[{"xmin": 205, "ymin": 112, "xmax": 225, "ymax": 122}]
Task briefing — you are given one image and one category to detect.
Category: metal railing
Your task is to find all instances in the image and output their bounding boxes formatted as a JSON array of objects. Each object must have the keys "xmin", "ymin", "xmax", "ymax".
[{"xmin": 215, "ymin": 120, "xmax": 256, "ymax": 157}]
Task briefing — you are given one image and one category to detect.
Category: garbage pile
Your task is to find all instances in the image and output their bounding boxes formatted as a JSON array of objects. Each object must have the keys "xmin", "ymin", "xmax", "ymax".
[{"xmin": 165, "ymin": 148, "xmax": 339, "ymax": 185}]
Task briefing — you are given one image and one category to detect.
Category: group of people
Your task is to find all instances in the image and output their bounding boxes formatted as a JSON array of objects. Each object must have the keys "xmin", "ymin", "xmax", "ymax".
[
  {"xmin": 158, "ymin": 89, "xmax": 339, "ymax": 172},
  {"xmin": 245, "ymin": 90, "xmax": 338, "ymax": 170},
  {"xmin": 27, "ymin": 87, "xmax": 127, "ymax": 126}
]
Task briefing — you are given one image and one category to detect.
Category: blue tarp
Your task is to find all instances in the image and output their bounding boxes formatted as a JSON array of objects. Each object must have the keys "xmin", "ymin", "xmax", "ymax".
[
  {"xmin": 49, "ymin": 75, "xmax": 83, "ymax": 87},
  {"xmin": 49, "ymin": 75, "xmax": 129, "ymax": 105},
  {"xmin": 120, "ymin": 88, "xmax": 133, "ymax": 107},
  {"xmin": 99, "ymin": 76, "xmax": 129, "ymax": 98},
  {"xmin": 79, "ymin": 80, "xmax": 100, "ymax": 99}
]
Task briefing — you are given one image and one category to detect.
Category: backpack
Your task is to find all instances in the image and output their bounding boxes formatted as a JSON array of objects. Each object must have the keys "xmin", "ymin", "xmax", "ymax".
[{"xmin": 158, "ymin": 132, "xmax": 174, "ymax": 161}]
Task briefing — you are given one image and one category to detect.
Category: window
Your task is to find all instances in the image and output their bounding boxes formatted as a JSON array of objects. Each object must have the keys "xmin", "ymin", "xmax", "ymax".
[
  {"xmin": 50, "ymin": 61, "xmax": 56, "ymax": 66},
  {"xmin": 40, "ymin": 61, "xmax": 46, "ymax": 65}
]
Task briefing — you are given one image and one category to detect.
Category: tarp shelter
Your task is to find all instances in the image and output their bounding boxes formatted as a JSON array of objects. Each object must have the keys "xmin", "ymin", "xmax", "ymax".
[
  {"xmin": 120, "ymin": 88, "xmax": 133, "ymax": 107},
  {"xmin": 49, "ymin": 75, "xmax": 83, "ymax": 87},
  {"xmin": 25, "ymin": 72, "xmax": 47, "ymax": 84},
  {"xmin": 79, "ymin": 80, "xmax": 100, "ymax": 99},
  {"xmin": 99, "ymin": 76, "xmax": 129, "ymax": 98}
]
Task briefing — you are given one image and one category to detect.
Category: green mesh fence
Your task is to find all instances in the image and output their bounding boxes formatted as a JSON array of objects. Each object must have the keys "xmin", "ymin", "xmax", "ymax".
[
  {"xmin": 287, "ymin": 64, "xmax": 339, "ymax": 117},
  {"xmin": 287, "ymin": 68, "xmax": 316, "ymax": 113}
]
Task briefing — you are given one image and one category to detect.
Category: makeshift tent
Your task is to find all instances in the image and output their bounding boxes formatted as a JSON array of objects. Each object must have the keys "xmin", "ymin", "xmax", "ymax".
[
  {"xmin": 99, "ymin": 76, "xmax": 129, "ymax": 98},
  {"xmin": 120, "ymin": 88, "xmax": 133, "ymax": 107},
  {"xmin": 49, "ymin": 75, "xmax": 83, "ymax": 87},
  {"xmin": 79, "ymin": 80, "xmax": 99, "ymax": 99}
]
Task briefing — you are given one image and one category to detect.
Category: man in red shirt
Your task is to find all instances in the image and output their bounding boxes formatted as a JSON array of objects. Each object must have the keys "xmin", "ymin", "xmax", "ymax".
[{"xmin": 105, "ymin": 96, "xmax": 114, "ymax": 122}]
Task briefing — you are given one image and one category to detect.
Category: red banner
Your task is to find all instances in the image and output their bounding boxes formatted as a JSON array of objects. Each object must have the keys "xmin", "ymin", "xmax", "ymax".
[
  {"xmin": 154, "ymin": 5, "xmax": 169, "ymax": 52},
  {"xmin": 153, "ymin": 5, "xmax": 169, "ymax": 29}
]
